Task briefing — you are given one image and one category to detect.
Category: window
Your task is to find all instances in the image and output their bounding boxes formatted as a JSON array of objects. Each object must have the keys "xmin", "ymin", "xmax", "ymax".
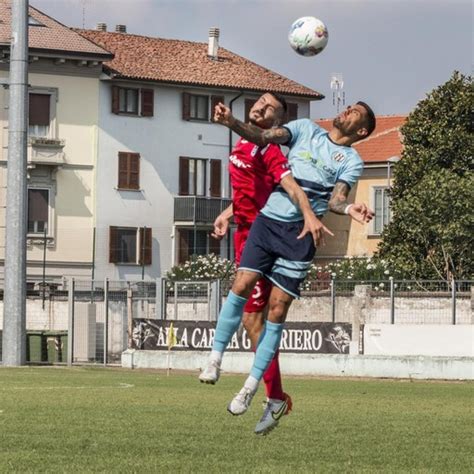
[
  {"xmin": 29, "ymin": 93, "xmax": 51, "ymax": 137},
  {"xmin": 179, "ymin": 157, "xmax": 221, "ymax": 197},
  {"xmin": 109, "ymin": 226, "xmax": 152, "ymax": 265},
  {"xmin": 27, "ymin": 188, "xmax": 49, "ymax": 234},
  {"xmin": 244, "ymin": 99, "xmax": 256, "ymax": 122},
  {"xmin": 118, "ymin": 152, "xmax": 140, "ymax": 190},
  {"xmin": 372, "ymin": 187, "xmax": 390, "ymax": 235},
  {"xmin": 182, "ymin": 93, "xmax": 224, "ymax": 121},
  {"xmin": 111, "ymin": 86, "xmax": 154, "ymax": 117},
  {"xmin": 177, "ymin": 228, "xmax": 220, "ymax": 264}
]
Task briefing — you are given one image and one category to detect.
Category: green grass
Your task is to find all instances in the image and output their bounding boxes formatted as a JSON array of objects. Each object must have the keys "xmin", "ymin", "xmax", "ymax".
[{"xmin": 0, "ymin": 367, "xmax": 472, "ymax": 473}]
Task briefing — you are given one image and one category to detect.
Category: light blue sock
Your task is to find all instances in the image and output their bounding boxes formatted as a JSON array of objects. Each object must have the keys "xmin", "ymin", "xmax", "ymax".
[
  {"xmin": 212, "ymin": 291, "xmax": 248, "ymax": 353},
  {"xmin": 250, "ymin": 321, "xmax": 284, "ymax": 381}
]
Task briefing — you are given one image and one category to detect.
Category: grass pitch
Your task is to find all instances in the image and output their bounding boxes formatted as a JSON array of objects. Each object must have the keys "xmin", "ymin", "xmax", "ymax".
[{"xmin": 0, "ymin": 367, "xmax": 472, "ymax": 473}]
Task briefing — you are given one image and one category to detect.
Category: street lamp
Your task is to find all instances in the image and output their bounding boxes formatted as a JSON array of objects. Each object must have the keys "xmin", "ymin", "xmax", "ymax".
[{"xmin": 387, "ymin": 156, "xmax": 401, "ymax": 188}]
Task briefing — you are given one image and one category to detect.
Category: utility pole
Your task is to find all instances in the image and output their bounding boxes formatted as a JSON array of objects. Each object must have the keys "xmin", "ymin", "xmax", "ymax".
[{"xmin": 2, "ymin": 1, "xmax": 29, "ymax": 366}]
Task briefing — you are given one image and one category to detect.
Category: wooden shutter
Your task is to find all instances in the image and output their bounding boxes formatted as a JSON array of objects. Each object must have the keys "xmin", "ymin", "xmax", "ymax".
[
  {"xmin": 179, "ymin": 157, "xmax": 189, "ymax": 195},
  {"xmin": 210, "ymin": 95, "xmax": 224, "ymax": 122},
  {"xmin": 139, "ymin": 227, "xmax": 152, "ymax": 265},
  {"xmin": 129, "ymin": 153, "xmax": 140, "ymax": 190},
  {"xmin": 244, "ymin": 99, "xmax": 256, "ymax": 122},
  {"xmin": 210, "ymin": 159, "xmax": 221, "ymax": 197},
  {"xmin": 118, "ymin": 152, "xmax": 140, "ymax": 190},
  {"xmin": 178, "ymin": 229, "xmax": 191, "ymax": 264},
  {"xmin": 182, "ymin": 92, "xmax": 191, "ymax": 120},
  {"xmin": 109, "ymin": 226, "xmax": 118, "ymax": 263},
  {"xmin": 209, "ymin": 232, "xmax": 221, "ymax": 256},
  {"xmin": 111, "ymin": 86, "xmax": 120, "ymax": 114},
  {"xmin": 118, "ymin": 152, "xmax": 128, "ymax": 189},
  {"xmin": 287, "ymin": 103, "xmax": 298, "ymax": 122},
  {"xmin": 29, "ymin": 94, "xmax": 50, "ymax": 126},
  {"xmin": 141, "ymin": 89, "xmax": 154, "ymax": 117}
]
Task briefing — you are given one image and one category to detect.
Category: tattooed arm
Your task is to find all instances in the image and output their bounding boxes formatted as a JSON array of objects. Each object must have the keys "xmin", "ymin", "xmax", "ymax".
[
  {"xmin": 329, "ymin": 182, "xmax": 375, "ymax": 224},
  {"xmin": 213, "ymin": 102, "xmax": 290, "ymax": 146}
]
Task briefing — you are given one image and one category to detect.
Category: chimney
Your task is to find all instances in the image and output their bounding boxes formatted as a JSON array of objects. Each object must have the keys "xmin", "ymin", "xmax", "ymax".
[
  {"xmin": 115, "ymin": 24, "xmax": 127, "ymax": 33},
  {"xmin": 96, "ymin": 23, "xmax": 107, "ymax": 32},
  {"xmin": 208, "ymin": 27, "xmax": 219, "ymax": 60}
]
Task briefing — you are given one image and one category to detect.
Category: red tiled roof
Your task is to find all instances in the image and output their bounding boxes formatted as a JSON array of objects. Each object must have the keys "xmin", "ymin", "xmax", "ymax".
[
  {"xmin": 316, "ymin": 115, "xmax": 407, "ymax": 163},
  {"xmin": 0, "ymin": 0, "xmax": 111, "ymax": 58},
  {"xmin": 76, "ymin": 29, "xmax": 323, "ymax": 99}
]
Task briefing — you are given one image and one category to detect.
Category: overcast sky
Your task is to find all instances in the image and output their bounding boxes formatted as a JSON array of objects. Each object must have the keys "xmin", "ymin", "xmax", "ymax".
[{"xmin": 33, "ymin": 0, "xmax": 472, "ymax": 119}]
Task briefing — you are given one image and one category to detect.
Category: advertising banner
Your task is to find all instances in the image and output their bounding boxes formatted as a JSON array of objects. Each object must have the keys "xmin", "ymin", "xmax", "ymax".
[{"xmin": 132, "ymin": 319, "xmax": 352, "ymax": 354}]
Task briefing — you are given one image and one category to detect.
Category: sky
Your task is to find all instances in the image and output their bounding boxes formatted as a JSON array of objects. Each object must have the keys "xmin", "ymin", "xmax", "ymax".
[{"xmin": 33, "ymin": 0, "xmax": 472, "ymax": 119}]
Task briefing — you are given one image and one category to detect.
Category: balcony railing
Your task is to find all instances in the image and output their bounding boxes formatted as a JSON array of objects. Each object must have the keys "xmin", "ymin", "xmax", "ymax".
[{"xmin": 174, "ymin": 196, "xmax": 232, "ymax": 223}]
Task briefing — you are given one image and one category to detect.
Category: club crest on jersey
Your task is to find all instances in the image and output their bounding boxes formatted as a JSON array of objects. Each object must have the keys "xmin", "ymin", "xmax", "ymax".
[{"xmin": 332, "ymin": 151, "xmax": 346, "ymax": 162}]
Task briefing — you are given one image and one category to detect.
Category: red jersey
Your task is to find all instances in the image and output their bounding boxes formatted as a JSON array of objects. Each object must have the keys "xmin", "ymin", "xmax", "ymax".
[{"xmin": 229, "ymin": 138, "xmax": 291, "ymax": 226}]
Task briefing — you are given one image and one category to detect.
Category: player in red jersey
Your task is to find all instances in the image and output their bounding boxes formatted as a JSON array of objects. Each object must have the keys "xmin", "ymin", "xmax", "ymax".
[{"xmin": 208, "ymin": 92, "xmax": 294, "ymax": 431}]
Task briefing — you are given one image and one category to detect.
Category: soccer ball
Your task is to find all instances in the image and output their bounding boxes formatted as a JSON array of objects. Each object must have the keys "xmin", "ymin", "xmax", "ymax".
[{"xmin": 288, "ymin": 16, "xmax": 329, "ymax": 57}]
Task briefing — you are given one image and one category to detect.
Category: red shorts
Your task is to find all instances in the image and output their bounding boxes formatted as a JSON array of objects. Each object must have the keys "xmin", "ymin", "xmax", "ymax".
[{"xmin": 234, "ymin": 226, "xmax": 272, "ymax": 313}]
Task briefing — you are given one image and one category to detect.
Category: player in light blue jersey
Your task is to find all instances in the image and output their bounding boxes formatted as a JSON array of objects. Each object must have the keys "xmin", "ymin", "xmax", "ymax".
[{"xmin": 201, "ymin": 102, "xmax": 375, "ymax": 435}]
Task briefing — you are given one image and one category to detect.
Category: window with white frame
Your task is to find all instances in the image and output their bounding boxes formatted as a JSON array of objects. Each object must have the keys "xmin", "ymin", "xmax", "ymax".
[
  {"xmin": 27, "ymin": 188, "xmax": 49, "ymax": 234},
  {"xmin": 372, "ymin": 186, "xmax": 390, "ymax": 235}
]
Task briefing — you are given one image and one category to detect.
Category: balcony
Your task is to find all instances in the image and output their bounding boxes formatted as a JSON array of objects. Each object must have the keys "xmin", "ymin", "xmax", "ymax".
[
  {"xmin": 28, "ymin": 137, "xmax": 65, "ymax": 167},
  {"xmin": 174, "ymin": 196, "xmax": 232, "ymax": 223}
]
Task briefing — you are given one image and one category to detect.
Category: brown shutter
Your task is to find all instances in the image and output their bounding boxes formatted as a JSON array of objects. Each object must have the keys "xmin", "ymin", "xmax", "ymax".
[
  {"xmin": 178, "ymin": 229, "xmax": 191, "ymax": 264},
  {"xmin": 129, "ymin": 153, "xmax": 140, "ymax": 190},
  {"xmin": 139, "ymin": 227, "xmax": 152, "ymax": 265},
  {"xmin": 244, "ymin": 99, "xmax": 256, "ymax": 122},
  {"xmin": 210, "ymin": 159, "xmax": 221, "ymax": 197},
  {"xmin": 109, "ymin": 226, "xmax": 118, "ymax": 263},
  {"xmin": 179, "ymin": 157, "xmax": 189, "ymax": 195},
  {"xmin": 112, "ymin": 86, "xmax": 120, "ymax": 114},
  {"xmin": 209, "ymin": 232, "xmax": 221, "ymax": 256},
  {"xmin": 29, "ymin": 94, "xmax": 50, "ymax": 126},
  {"xmin": 287, "ymin": 103, "xmax": 298, "ymax": 122},
  {"xmin": 210, "ymin": 95, "xmax": 224, "ymax": 122},
  {"xmin": 141, "ymin": 89, "xmax": 154, "ymax": 117},
  {"xmin": 182, "ymin": 92, "xmax": 191, "ymax": 120},
  {"xmin": 118, "ymin": 152, "xmax": 128, "ymax": 189}
]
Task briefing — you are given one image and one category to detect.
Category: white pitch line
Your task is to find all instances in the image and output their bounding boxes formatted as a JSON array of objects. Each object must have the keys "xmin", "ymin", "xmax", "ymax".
[{"xmin": 1, "ymin": 384, "xmax": 135, "ymax": 391}]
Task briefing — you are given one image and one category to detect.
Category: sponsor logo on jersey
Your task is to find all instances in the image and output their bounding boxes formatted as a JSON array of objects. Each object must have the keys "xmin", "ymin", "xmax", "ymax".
[
  {"xmin": 331, "ymin": 151, "xmax": 346, "ymax": 162},
  {"xmin": 229, "ymin": 154, "xmax": 252, "ymax": 169},
  {"xmin": 298, "ymin": 151, "xmax": 336, "ymax": 176}
]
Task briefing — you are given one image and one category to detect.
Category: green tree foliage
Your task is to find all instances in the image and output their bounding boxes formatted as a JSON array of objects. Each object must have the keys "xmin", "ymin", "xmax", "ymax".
[{"xmin": 378, "ymin": 72, "xmax": 473, "ymax": 280}]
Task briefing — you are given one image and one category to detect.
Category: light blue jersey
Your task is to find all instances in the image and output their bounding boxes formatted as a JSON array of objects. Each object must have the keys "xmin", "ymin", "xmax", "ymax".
[{"xmin": 261, "ymin": 119, "xmax": 364, "ymax": 222}]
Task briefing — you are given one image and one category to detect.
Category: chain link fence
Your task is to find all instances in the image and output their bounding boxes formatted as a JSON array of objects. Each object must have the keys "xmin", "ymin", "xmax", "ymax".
[{"xmin": 0, "ymin": 278, "xmax": 472, "ymax": 364}]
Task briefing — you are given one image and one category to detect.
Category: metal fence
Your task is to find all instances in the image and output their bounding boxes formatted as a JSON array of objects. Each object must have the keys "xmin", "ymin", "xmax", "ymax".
[{"xmin": 0, "ymin": 278, "xmax": 472, "ymax": 365}]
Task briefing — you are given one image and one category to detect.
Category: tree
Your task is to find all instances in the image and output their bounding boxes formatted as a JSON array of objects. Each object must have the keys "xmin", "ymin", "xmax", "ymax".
[{"xmin": 378, "ymin": 72, "xmax": 473, "ymax": 280}]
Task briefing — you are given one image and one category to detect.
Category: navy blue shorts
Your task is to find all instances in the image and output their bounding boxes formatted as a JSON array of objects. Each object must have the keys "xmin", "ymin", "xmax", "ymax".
[{"xmin": 239, "ymin": 214, "xmax": 316, "ymax": 298}]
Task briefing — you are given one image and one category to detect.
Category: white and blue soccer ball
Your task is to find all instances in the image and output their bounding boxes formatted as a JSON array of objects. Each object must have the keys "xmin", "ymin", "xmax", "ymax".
[{"xmin": 288, "ymin": 16, "xmax": 329, "ymax": 57}]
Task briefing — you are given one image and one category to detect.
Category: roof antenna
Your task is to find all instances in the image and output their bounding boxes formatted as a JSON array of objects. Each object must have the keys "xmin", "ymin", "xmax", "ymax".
[
  {"xmin": 82, "ymin": 0, "xmax": 87, "ymax": 29},
  {"xmin": 330, "ymin": 73, "xmax": 345, "ymax": 114}
]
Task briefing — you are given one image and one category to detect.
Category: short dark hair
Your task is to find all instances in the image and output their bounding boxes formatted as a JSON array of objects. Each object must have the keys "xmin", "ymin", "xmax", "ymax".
[
  {"xmin": 356, "ymin": 101, "xmax": 376, "ymax": 138},
  {"xmin": 266, "ymin": 91, "xmax": 288, "ymax": 114}
]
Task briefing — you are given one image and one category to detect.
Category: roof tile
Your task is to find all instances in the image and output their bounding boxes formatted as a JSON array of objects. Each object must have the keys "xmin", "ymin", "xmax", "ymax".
[{"xmin": 77, "ymin": 29, "xmax": 323, "ymax": 98}]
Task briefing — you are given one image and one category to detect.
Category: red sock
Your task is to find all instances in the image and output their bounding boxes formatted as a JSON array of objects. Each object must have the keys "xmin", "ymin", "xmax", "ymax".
[{"xmin": 262, "ymin": 350, "xmax": 285, "ymax": 400}]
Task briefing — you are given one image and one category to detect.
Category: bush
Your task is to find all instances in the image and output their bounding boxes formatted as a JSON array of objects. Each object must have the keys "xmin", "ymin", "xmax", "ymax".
[{"xmin": 166, "ymin": 254, "xmax": 235, "ymax": 284}]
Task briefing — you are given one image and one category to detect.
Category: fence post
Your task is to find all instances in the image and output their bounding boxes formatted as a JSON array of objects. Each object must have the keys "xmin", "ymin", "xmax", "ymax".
[
  {"xmin": 210, "ymin": 280, "xmax": 220, "ymax": 321},
  {"xmin": 451, "ymin": 278, "xmax": 456, "ymax": 325},
  {"xmin": 351, "ymin": 285, "xmax": 371, "ymax": 355},
  {"xmin": 103, "ymin": 278, "xmax": 109, "ymax": 366},
  {"xmin": 390, "ymin": 277, "xmax": 395, "ymax": 324},
  {"xmin": 330, "ymin": 277, "xmax": 335, "ymax": 322},
  {"xmin": 155, "ymin": 277, "xmax": 164, "ymax": 319},
  {"xmin": 127, "ymin": 285, "xmax": 133, "ymax": 349},
  {"xmin": 173, "ymin": 281, "xmax": 178, "ymax": 320},
  {"xmin": 67, "ymin": 277, "xmax": 75, "ymax": 366}
]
